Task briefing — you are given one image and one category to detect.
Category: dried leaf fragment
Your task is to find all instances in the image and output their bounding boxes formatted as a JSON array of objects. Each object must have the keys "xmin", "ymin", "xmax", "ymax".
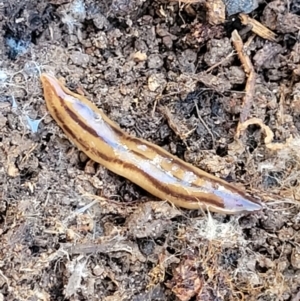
[
  {"xmin": 205, "ymin": 0, "xmax": 225, "ymax": 25},
  {"xmin": 131, "ymin": 51, "xmax": 147, "ymax": 62},
  {"xmin": 159, "ymin": 106, "xmax": 196, "ymax": 140},
  {"xmin": 147, "ymin": 253, "xmax": 166, "ymax": 288},
  {"xmin": 239, "ymin": 13, "xmax": 277, "ymax": 42},
  {"xmin": 7, "ymin": 162, "xmax": 19, "ymax": 177},
  {"xmin": 166, "ymin": 257, "xmax": 202, "ymax": 301}
]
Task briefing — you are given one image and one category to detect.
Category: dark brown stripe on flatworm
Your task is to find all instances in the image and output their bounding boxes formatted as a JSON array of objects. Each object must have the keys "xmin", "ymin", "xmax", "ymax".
[
  {"xmin": 43, "ymin": 74, "xmax": 261, "ymax": 210},
  {"xmin": 54, "ymin": 87, "xmax": 258, "ymax": 207},
  {"xmin": 58, "ymin": 93, "xmax": 205, "ymax": 184},
  {"xmin": 91, "ymin": 109, "xmax": 243, "ymax": 193},
  {"xmin": 56, "ymin": 92, "xmax": 259, "ymax": 207},
  {"xmin": 57, "ymin": 95, "xmax": 161, "ymax": 163},
  {"xmin": 51, "ymin": 104, "xmax": 224, "ymax": 208},
  {"xmin": 48, "ymin": 75, "xmax": 237, "ymax": 194}
]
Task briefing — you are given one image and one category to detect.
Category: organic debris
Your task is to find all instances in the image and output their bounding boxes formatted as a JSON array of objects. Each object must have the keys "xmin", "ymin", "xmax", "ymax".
[{"xmin": 1, "ymin": 0, "xmax": 300, "ymax": 300}]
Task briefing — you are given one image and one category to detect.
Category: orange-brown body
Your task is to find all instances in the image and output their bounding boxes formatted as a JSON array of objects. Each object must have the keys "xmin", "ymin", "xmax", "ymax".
[{"xmin": 41, "ymin": 73, "xmax": 262, "ymax": 214}]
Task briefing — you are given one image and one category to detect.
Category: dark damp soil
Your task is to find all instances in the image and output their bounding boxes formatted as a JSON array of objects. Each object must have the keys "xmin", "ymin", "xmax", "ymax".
[{"xmin": 1, "ymin": 0, "xmax": 300, "ymax": 300}]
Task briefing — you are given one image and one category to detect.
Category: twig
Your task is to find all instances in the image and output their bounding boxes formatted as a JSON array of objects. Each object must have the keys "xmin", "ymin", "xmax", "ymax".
[
  {"xmin": 159, "ymin": 106, "xmax": 196, "ymax": 140},
  {"xmin": 231, "ymin": 30, "xmax": 256, "ymax": 138},
  {"xmin": 205, "ymin": 51, "xmax": 235, "ymax": 73},
  {"xmin": 152, "ymin": 91, "xmax": 181, "ymax": 117},
  {"xmin": 193, "ymin": 99, "xmax": 215, "ymax": 147}
]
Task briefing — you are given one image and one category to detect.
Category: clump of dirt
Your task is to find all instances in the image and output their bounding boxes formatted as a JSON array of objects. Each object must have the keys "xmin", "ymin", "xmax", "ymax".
[{"xmin": 1, "ymin": 0, "xmax": 300, "ymax": 300}]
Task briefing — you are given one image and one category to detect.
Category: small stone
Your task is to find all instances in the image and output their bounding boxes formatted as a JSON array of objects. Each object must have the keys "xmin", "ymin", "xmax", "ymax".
[
  {"xmin": 223, "ymin": 0, "xmax": 258, "ymax": 15},
  {"xmin": 225, "ymin": 66, "xmax": 246, "ymax": 84},
  {"xmin": 70, "ymin": 51, "xmax": 90, "ymax": 67},
  {"xmin": 148, "ymin": 73, "xmax": 166, "ymax": 92},
  {"xmin": 162, "ymin": 35, "xmax": 173, "ymax": 49},
  {"xmin": 148, "ymin": 74, "xmax": 160, "ymax": 92},
  {"xmin": 93, "ymin": 265, "xmax": 104, "ymax": 276},
  {"xmin": 92, "ymin": 32, "xmax": 108, "ymax": 49},
  {"xmin": 148, "ymin": 54, "xmax": 164, "ymax": 69},
  {"xmin": 92, "ymin": 13, "xmax": 109, "ymax": 30},
  {"xmin": 7, "ymin": 162, "xmax": 19, "ymax": 177}
]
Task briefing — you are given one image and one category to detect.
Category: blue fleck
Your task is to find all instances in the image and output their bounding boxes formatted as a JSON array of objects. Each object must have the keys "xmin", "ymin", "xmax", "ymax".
[
  {"xmin": 26, "ymin": 116, "xmax": 42, "ymax": 133},
  {"xmin": 6, "ymin": 37, "xmax": 30, "ymax": 59}
]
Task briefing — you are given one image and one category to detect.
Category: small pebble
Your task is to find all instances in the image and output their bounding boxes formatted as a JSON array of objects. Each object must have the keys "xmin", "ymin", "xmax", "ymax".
[
  {"xmin": 70, "ymin": 51, "xmax": 90, "ymax": 67},
  {"xmin": 147, "ymin": 54, "xmax": 164, "ymax": 69},
  {"xmin": 223, "ymin": 0, "xmax": 258, "ymax": 15},
  {"xmin": 92, "ymin": 13, "xmax": 110, "ymax": 30}
]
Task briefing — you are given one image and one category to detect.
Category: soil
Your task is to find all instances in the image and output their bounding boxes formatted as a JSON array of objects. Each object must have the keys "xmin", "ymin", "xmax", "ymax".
[{"xmin": 1, "ymin": 0, "xmax": 300, "ymax": 300}]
